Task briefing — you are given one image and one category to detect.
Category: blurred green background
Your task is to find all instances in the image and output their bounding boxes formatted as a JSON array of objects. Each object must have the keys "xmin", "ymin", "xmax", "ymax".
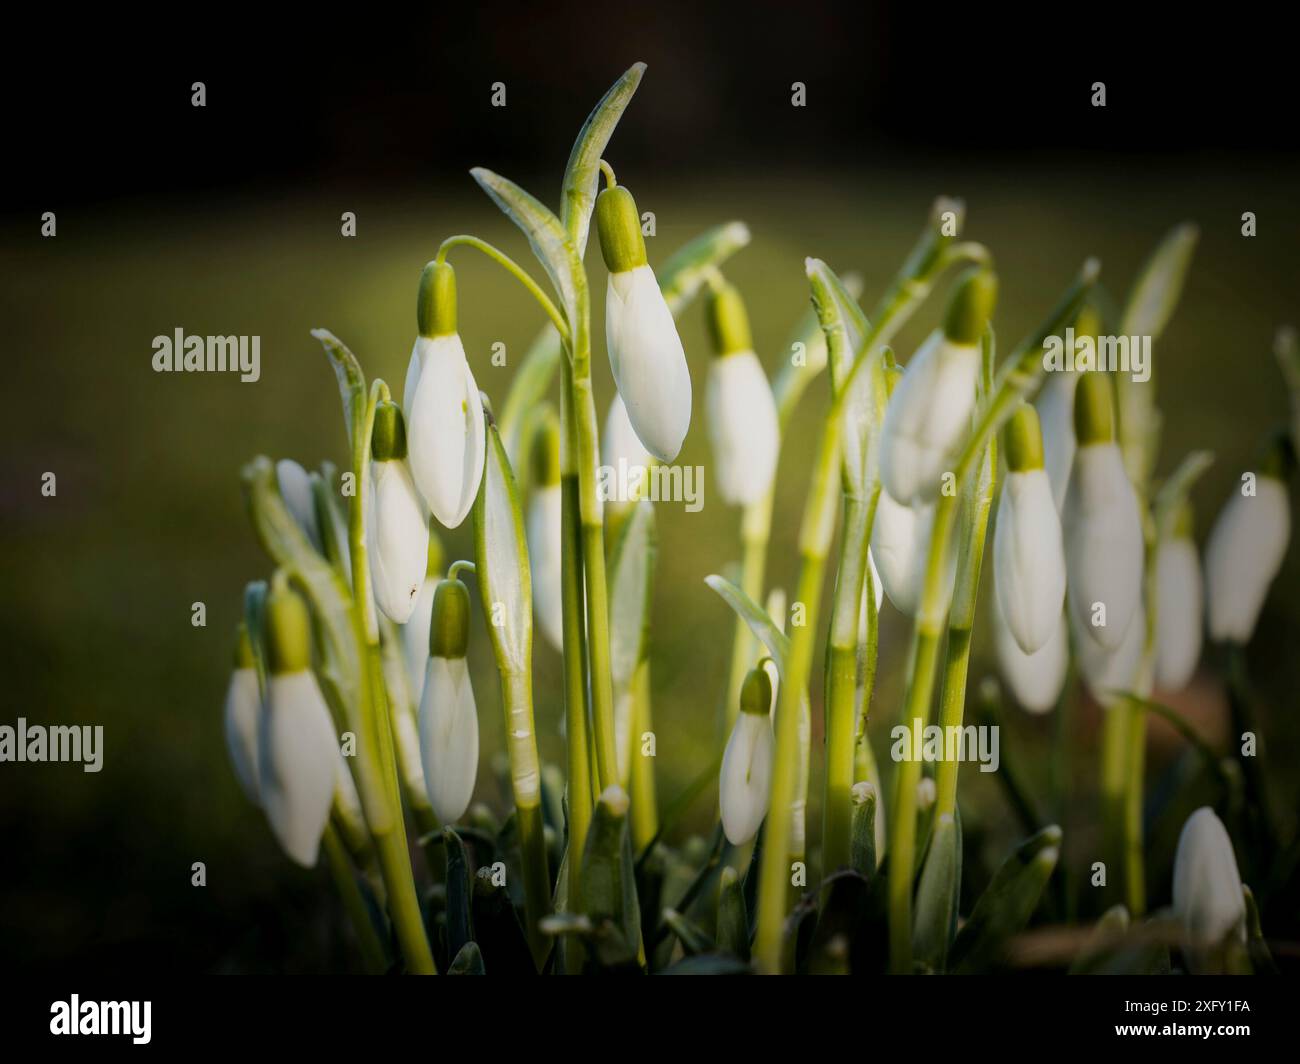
[{"xmin": 2, "ymin": 162, "xmax": 1298, "ymax": 971}]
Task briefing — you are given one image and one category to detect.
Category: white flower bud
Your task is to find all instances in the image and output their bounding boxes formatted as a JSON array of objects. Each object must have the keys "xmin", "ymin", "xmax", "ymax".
[
  {"xmin": 719, "ymin": 667, "xmax": 775, "ymax": 845},
  {"xmin": 401, "ymin": 574, "xmax": 438, "ymax": 701},
  {"xmin": 1035, "ymin": 373, "xmax": 1078, "ymax": 513},
  {"xmin": 1172, "ymin": 807, "xmax": 1246, "ymax": 958},
  {"xmin": 418, "ymin": 655, "xmax": 479, "ymax": 824},
  {"xmin": 1073, "ymin": 601, "xmax": 1145, "ymax": 709},
  {"xmin": 1204, "ymin": 473, "xmax": 1290, "ymax": 644},
  {"xmin": 275, "ymin": 459, "xmax": 322, "ymax": 551},
  {"xmin": 870, "ymin": 488, "xmax": 955, "ymax": 618},
  {"xmin": 706, "ymin": 350, "xmax": 779, "ymax": 506},
  {"xmin": 993, "ymin": 468, "xmax": 1067, "ymax": 654},
  {"xmin": 367, "ymin": 459, "xmax": 428, "ymax": 624},
  {"xmin": 992, "ymin": 593, "xmax": 1068, "ymax": 714},
  {"xmin": 223, "ymin": 656, "xmax": 262, "ymax": 805},
  {"xmin": 527, "ymin": 482, "xmax": 564, "ymax": 653},
  {"xmin": 1154, "ymin": 532, "xmax": 1203, "ymax": 691}
]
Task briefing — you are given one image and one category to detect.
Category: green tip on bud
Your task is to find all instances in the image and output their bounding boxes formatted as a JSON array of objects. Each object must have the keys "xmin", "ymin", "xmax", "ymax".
[
  {"xmin": 1073, "ymin": 303, "xmax": 1102, "ymax": 342},
  {"xmin": 1073, "ymin": 371, "xmax": 1115, "ymax": 446},
  {"xmin": 531, "ymin": 412, "xmax": 561, "ymax": 487},
  {"xmin": 417, "ymin": 261, "xmax": 457, "ymax": 338},
  {"xmin": 233, "ymin": 621, "xmax": 256, "ymax": 670},
  {"xmin": 739, "ymin": 664, "xmax": 772, "ymax": 716},
  {"xmin": 942, "ymin": 267, "xmax": 998, "ymax": 346},
  {"xmin": 706, "ymin": 281, "xmax": 753, "ymax": 357},
  {"xmin": 265, "ymin": 585, "xmax": 312, "ymax": 675},
  {"xmin": 596, "ymin": 185, "xmax": 648, "ymax": 274},
  {"xmin": 1004, "ymin": 402, "xmax": 1046, "ymax": 473},
  {"xmin": 429, "ymin": 578, "xmax": 470, "ymax": 659},
  {"xmin": 371, "ymin": 401, "xmax": 407, "ymax": 462},
  {"xmin": 1260, "ymin": 429, "xmax": 1297, "ymax": 481}
]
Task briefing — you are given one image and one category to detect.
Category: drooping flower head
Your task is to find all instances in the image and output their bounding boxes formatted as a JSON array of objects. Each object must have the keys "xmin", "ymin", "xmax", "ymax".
[
  {"xmin": 1035, "ymin": 304, "xmax": 1100, "ymax": 512},
  {"xmin": 1154, "ymin": 501, "xmax": 1203, "ymax": 690},
  {"xmin": 1172, "ymin": 807, "xmax": 1247, "ymax": 971},
  {"xmin": 223, "ymin": 621, "xmax": 263, "ymax": 805},
  {"xmin": 526, "ymin": 412, "xmax": 564, "ymax": 654},
  {"xmin": 719, "ymin": 663, "xmax": 776, "ymax": 845},
  {"xmin": 405, "ymin": 260, "xmax": 486, "ymax": 529},
  {"xmin": 367, "ymin": 400, "xmax": 429, "ymax": 624},
  {"xmin": 597, "ymin": 181, "xmax": 691, "ymax": 462},
  {"xmin": 704, "ymin": 280, "xmax": 779, "ymax": 506}
]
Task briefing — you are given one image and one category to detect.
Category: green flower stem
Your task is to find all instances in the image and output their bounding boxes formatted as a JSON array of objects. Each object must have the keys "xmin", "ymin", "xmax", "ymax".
[
  {"xmin": 436, "ymin": 235, "xmax": 570, "ymax": 345},
  {"xmin": 321, "ymin": 823, "xmax": 388, "ymax": 974},
  {"xmin": 349, "ymin": 379, "xmax": 436, "ymax": 974},
  {"xmin": 887, "ymin": 260, "xmax": 1099, "ymax": 974},
  {"xmin": 502, "ymin": 670, "xmax": 552, "ymax": 966},
  {"xmin": 822, "ymin": 492, "xmax": 877, "ymax": 872},
  {"xmin": 1099, "ymin": 702, "xmax": 1128, "ymax": 906},
  {"xmin": 724, "ymin": 500, "xmax": 772, "ymax": 728},
  {"xmin": 629, "ymin": 659, "xmax": 658, "ymax": 851}
]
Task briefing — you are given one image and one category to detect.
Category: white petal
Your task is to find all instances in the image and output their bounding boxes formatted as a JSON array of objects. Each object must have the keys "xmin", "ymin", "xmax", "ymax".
[
  {"xmin": 400, "ymin": 577, "xmax": 438, "ymax": 701},
  {"xmin": 367, "ymin": 460, "xmax": 430, "ymax": 623},
  {"xmin": 602, "ymin": 392, "xmax": 654, "ymax": 472},
  {"xmin": 407, "ymin": 334, "xmax": 485, "ymax": 528},
  {"xmin": 526, "ymin": 483, "xmax": 564, "ymax": 653},
  {"xmin": 276, "ymin": 459, "xmax": 322, "ymax": 551},
  {"xmin": 1204, "ymin": 477, "xmax": 1290, "ymax": 643},
  {"xmin": 706, "ymin": 350, "xmax": 780, "ymax": 506},
  {"xmin": 402, "ymin": 339, "xmax": 425, "ymax": 416},
  {"xmin": 1073, "ymin": 601, "xmax": 1145, "ymax": 709},
  {"xmin": 606, "ymin": 266, "xmax": 692, "ymax": 462},
  {"xmin": 1061, "ymin": 442, "xmax": 1144, "ymax": 649},
  {"xmin": 223, "ymin": 667, "xmax": 263, "ymax": 805},
  {"xmin": 258, "ymin": 671, "xmax": 340, "ymax": 867},
  {"xmin": 878, "ymin": 332, "xmax": 980, "ymax": 504},
  {"xmin": 1172, "ymin": 807, "xmax": 1246, "ymax": 957},
  {"xmin": 418, "ymin": 656, "xmax": 479, "ymax": 823},
  {"xmin": 1155, "ymin": 537, "xmax": 1203, "ymax": 691},
  {"xmin": 993, "ymin": 469, "xmax": 1068, "ymax": 654},
  {"xmin": 993, "ymin": 595, "xmax": 1068, "ymax": 714},
  {"xmin": 870, "ymin": 490, "xmax": 954, "ymax": 618},
  {"xmin": 719, "ymin": 712, "xmax": 774, "ymax": 845},
  {"xmin": 868, "ymin": 548, "xmax": 884, "ymax": 613},
  {"xmin": 1035, "ymin": 372, "xmax": 1078, "ymax": 513}
]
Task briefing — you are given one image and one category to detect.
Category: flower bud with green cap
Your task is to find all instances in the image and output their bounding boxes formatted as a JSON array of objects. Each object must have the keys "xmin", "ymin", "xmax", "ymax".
[
  {"xmin": 704, "ymin": 280, "xmax": 779, "ymax": 506},
  {"xmin": 993, "ymin": 402, "xmax": 1067, "ymax": 654},
  {"xmin": 223, "ymin": 621, "xmax": 263, "ymax": 806},
  {"xmin": 404, "ymin": 259, "xmax": 485, "ymax": 529},
  {"xmin": 1155, "ymin": 499, "xmax": 1203, "ymax": 690},
  {"xmin": 719, "ymin": 664, "xmax": 776, "ymax": 844},
  {"xmin": 257, "ymin": 584, "xmax": 341, "ymax": 867},
  {"xmin": 526, "ymin": 412, "xmax": 564, "ymax": 653},
  {"xmin": 1205, "ymin": 431, "xmax": 1292, "ymax": 644},
  {"xmin": 1037, "ymin": 303, "xmax": 1101, "ymax": 511},
  {"xmin": 597, "ymin": 175, "xmax": 691, "ymax": 462},
  {"xmin": 1062, "ymin": 372, "xmax": 1144, "ymax": 651},
  {"xmin": 418, "ymin": 575, "xmax": 479, "ymax": 822},
  {"xmin": 879, "ymin": 267, "xmax": 998, "ymax": 504},
  {"xmin": 366, "ymin": 400, "xmax": 429, "ymax": 624}
]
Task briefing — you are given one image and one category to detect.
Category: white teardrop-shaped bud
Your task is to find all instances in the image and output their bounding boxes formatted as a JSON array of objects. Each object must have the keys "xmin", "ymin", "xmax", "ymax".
[
  {"xmin": 367, "ymin": 403, "xmax": 429, "ymax": 624},
  {"xmin": 525, "ymin": 414, "xmax": 563, "ymax": 653},
  {"xmin": 992, "ymin": 593, "xmax": 1068, "ymax": 714},
  {"xmin": 1204, "ymin": 469, "xmax": 1291, "ymax": 645},
  {"xmin": 1073, "ymin": 601, "xmax": 1145, "ymax": 709},
  {"xmin": 1035, "ymin": 372, "xmax": 1078, "ymax": 513},
  {"xmin": 870, "ymin": 488, "xmax": 955, "ymax": 617},
  {"xmin": 417, "ymin": 578, "xmax": 478, "ymax": 823},
  {"xmin": 993, "ymin": 405, "xmax": 1067, "ymax": 654},
  {"xmin": 878, "ymin": 269, "xmax": 997, "ymax": 504},
  {"xmin": 1172, "ymin": 807, "xmax": 1246, "ymax": 958},
  {"xmin": 276, "ymin": 458, "xmax": 322, "ymax": 551},
  {"xmin": 1061, "ymin": 373, "xmax": 1144, "ymax": 651},
  {"xmin": 401, "ymin": 576, "xmax": 438, "ymax": 702},
  {"xmin": 719, "ymin": 666, "xmax": 776, "ymax": 845},
  {"xmin": 405, "ymin": 262, "xmax": 486, "ymax": 529},
  {"xmin": 223, "ymin": 623, "xmax": 262, "ymax": 805},
  {"xmin": 598, "ymin": 184, "xmax": 691, "ymax": 462},
  {"xmin": 1154, "ymin": 522, "xmax": 1203, "ymax": 691}
]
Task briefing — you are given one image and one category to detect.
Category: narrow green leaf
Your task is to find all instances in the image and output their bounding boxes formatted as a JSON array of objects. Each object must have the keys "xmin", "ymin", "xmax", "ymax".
[
  {"xmin": 560, "ymin": 62, "xmax": 646, "ymax": 255},
  {"xmin": 912, "ymin": 812, "xmax": 962, "ymax": 971},
  {"xmin": 310, "ymin": 328, "xmax": 366, "ymax": 449},
  {"xmin": 1119, "ymin": 223, "xmax": 1199, "ymax": 341},
  {"xmin": 658, "ymin": 220, "xmax": 752, "ymax": 313},
  {"xmin": 704, "ymin": 573, "xmax": 790, "ymax": 672},
  {"xmin": 444, "ymin": 828, "xmax": 475, "ymax": 961},
  {"xmin": 716, "ymin": 866, "xmax": 750, "ymax": 961},
  {"xmin": 662, "ymin": 908, "xmax": 714, "ymax": 956},
  {"xmin": 447, "ymin": 940, "xmax": 485, "ymax": 974},
  {"xmin": 1153, "ymin": 449, "xmax": 1214, "ymax": 540}
]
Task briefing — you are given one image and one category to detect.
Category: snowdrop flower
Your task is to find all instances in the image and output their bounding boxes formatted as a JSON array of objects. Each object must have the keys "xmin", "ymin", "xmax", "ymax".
[
  {"xmin": 870, "ymin": 488, "xmax": 955, "ymax": 618},
  {"xmin": 1155, "ymin": 503, "xmax": 1203, "ymax": 690},
  {"xmin": 1172, "ymin": 807, "xmax": 1247, "ymax": 964},
  {"xmin": 405, "ymin": 260, "xmax": 486, "ymax": 528},
  {"xmin": 719, "ymin": 664, "xmax": 775, "ymax": 845},
  {"xmin": 367, "ymin": 401, "xmax": 429, "ymax": 624},
  {"xmin": 879, "ymin": 268, "xmax": 998, "ymax": 504},
  {"xmin": 1035, "ymin": 305, "xmax": 1099, "ymax": 512},
  {"xmin": 418, "ymin": 576, "xmax": 479, "ymax": 823},
  {"xmin": 223, "ymin": 621, "xmax": 262, "ymax": 805},
  {"xmin": 704, "ymin": 281, "xmax": 779, "ymax": 506},
  {"xmin": 1074, "ymin": 601, "xmax": 1145, "ymax": 709},
  {"xmin": 257, "ymin": 586, "xmax": 341, "ymax": 867},
  {"xmin": 993, "ymin": 594, "xmax": 1068, "ymax": 714},
  {"xmin": 400, "ymin": 534, "xmax": 444, "ymax": 703},
  {"xmin": 993, "ymin": 403, "xmax": 1067, "ymax": 654},
  {"xmin": 601, "ymin": 392, "xmax": 654, "ymax": 513},
  {"xmin": 526, "ymin": 415, "xmax": 564, "ymax": 654},
  {"xmin": 276, "ymin": 459, "xmax": 322, "ymax": 551},
  {"xmin": 597, "ymin": 179, "xmax": 691, "ymax": 461},
  {"xmin": 1061, "ymin": 372, "xmax": 1144, "ymax": 650},
  {"xmin": 1204, "ymin": 438, "xmax": 1293, "ymax": 644}
]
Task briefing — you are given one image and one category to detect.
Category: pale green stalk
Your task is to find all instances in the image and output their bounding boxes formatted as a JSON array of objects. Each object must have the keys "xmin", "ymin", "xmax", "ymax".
[
  {"xmin": 321, "ymin": 822, "xmax": 388, "ymax": 974},
  {"xmin": 629, "ymin": 659, "xmax": 658, "ymax": 851},
  {"xmin": 887, "ymin": 260, "xmax": 1099, "ymax": 973}
]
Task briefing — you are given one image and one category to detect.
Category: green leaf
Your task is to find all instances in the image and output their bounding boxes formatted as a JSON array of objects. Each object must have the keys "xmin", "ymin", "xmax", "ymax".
[
  {"xmin": 499, "ymin": 325, "xmax": 564, "ymax": 469},
  {"xmin": 704, "ymin": 573, "xmax": 790, "ymax": 672},
  {"xmin": 1119, "ymin": 223, "xmax": 1199, "ymax": 341},
  {"xmin": 662, "ymin": 908, "xmax": 714, "ymax": 956},
  {"xmin": 658, "ymin": 220, "xmax": 752, "ymax": 314},
  {"xmin": 1068, "ymin": 904, "xmax": 1130, "ymax": 974},
  {"xmin": 471, "ymin": 167, "xmax": 580, "ymax": 324},
  {"xmin": 1153, "ymin": 449, "xmax": 1214, "ymax": 541},
  {"xmin": 310, "ymin": 329, "xmax": 366, "ymax": 450},
  {"xmin": 912, "ymin": 812, "xmax": 962, "ymax": 971},
  {"xmin": 580, "ymin": 786, "xmax": 640, "ymax": 967},
  {"xmin": 560, "ymin": 62, "xmax": 646, "ymax": 256},
  {"xmin": 949, "ymin": 825, "xmax": 1060, "ymax": 973},
  {"xmin": 444, "ymin": 829, "xmax": 475, "ymax": 961},
  {"xmin": 473, "ymin": 424, "xmax": 533, "ymax": 674},
  {"xmin": 471, "ymin": 877, "xmax": 536, "ymax": 975},
  {"xmin": 447, "ymin": 940, "xmax": 485, "ymax": 974},
  {"xmin": 657, "ymin": 953, "xmax": 751, "ymax": 975},
  {"xmin": 715, "ymin": 866, "xmax": 750, "ymax": 961},
  {"xmin": 773, "ymin": 274, "xmax": 864, "ymax": 428},
  {"xmin": 1243, "ymin": 884, "xmax": 1278, "ymax": 974},
  {"xmin": 609, "ymin": 500, "xmax": 656, "ymax": 690},
  {"xmin": 1274, "ymin": 326, "xmax": 1300, "ymax": 455}
]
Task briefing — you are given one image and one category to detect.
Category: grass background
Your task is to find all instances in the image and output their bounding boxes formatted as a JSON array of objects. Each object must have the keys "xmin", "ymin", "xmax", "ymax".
[{"xmin": 2, "ymin": 163, "xmax": 1298, "ymax": 971}]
